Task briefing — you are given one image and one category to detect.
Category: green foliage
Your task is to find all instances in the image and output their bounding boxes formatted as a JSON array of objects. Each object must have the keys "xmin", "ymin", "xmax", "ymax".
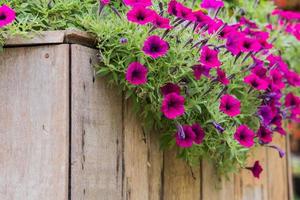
[{"xmin": 0, "ymin": 0, "xmax": 298, "ymax": 176}]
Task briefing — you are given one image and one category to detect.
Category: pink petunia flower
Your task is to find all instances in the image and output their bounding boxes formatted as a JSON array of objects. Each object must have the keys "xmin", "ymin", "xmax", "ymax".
[
  {"xmin": 191, "ymin": 123, "xmax": 205, "ymax": 144},
  {"xmin": 199, "ymin": 46, "xmax": 221, "ymax": 68},
  {"xmin": 234, "ymin": 125, "xmax": 255, "ymax": 148},
  {"xmin": 285, "ymin": 70, "xmax": 300, "ymax": 87},
  {"xmin": 193, "ymin": 10, "xmax": 212, "ymax": 30},
  {"xmin": 200, "ymin": 0, "xmax": 224, "ymax": 10},
  {"xmin": 142, "ymin": 35, "xmax": 169, "ymax": 59},
  {"xmin": 127, "ymin": 6, "xmax": 156, "ymax": 25},
  {"xmin": 176, "ymin": 3, "xmax": 195, "ymax": 21},
  {"xmin": 225, "ymin": 32, "xmax": 243, "ymax": 55},
  {"xmin": 240, "ymin": 37, "xmax": 261, "ymax": 53},
  {"xmin": 100, "ymin": 0, "xmax": 110, "ymax": 5},
  {"xmin": 192, "ymin": 64, "xmax": 211, "ymax": 80},
  {"xmin": 167, "ymin": 0, "xmax": 179, "ymax": 16},
  {"xmin": 125, "ymin": 62, "xmax": 148, "ymax": 85},
  {"xmin": 246, "ymin": 161, "xmax": 263, "ymax": 179},
  {"xmin": 161, "ymin": 93, "xmax": 185, "ymax": 119},
  {"xmin": 270, "ymin": 69, "xmax": 285, "ymax": 90},
  {"xmin": 244, "ymin": 74, "xmax": 268, "ymax": 91},
  {"xmin": 152, "ymin": 14, "xmax": 172, "ymax": 29},
  {"xmin": 160, "ymin": 83, "xmax": 180, "ymax": 96},
  {"xmin": 239, "ymin": 17, "xmax": 258, "ymax": 29},
  {"xmin": 219, "ymin": 94, "xmax": 241, "ymax": 117},
  {"xmin": 123, "ymin": 0, "xmax": 152, "ymax": 7},
  {"xmin": 0, "ymin": 5, "xmax": 16, "ymax": 28},
  {"xmin": 257, "ymin": 125, "xmax": 273, "ymax": 144},
  {"xmin": 251, "ymin": 66, "xmax": 267, "ymax": 79},
  {"xmin": 175, "ymin": 124, "xmax": 196, "ymax": 148},
  {"xmin": 216, "ymin": 68, "xmax": 230, "ymax": 85}
]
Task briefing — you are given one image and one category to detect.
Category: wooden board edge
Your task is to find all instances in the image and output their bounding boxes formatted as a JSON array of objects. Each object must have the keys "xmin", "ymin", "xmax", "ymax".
[{"xmin": 4, "ymin": 30, "xmax": 97, "ymax": 48}]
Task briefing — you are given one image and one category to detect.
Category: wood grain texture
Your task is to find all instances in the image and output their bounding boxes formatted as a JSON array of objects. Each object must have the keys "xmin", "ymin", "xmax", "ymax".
[
  {"xmin": 267, "ymin": 134, "xmax": 288, "ymax": 200},
  {"xmin": 235, "ymin": 148, "xmax": 268, "ymax": 200},
  {"xmin": 163, "ymin": 149, "xmax": 201, "ymax": 200},
  {"xmin": 71, "ymin": 44, "xmax": 123, "ymax": 200},
  {"xmin": 123, "ymin": 100, "xmax": 150, "ymax": 200},
  {"xmin": 0, "ymin": 45, "xmax": 69, "ymax": 200},
  {"xmin": 202, "ymin": 161, "xmax": 235, "ymax": 200}
]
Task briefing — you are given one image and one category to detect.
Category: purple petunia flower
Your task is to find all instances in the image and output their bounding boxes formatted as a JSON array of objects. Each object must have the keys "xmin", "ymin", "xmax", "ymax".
[
  {"xmin": 212, "ymin": 121, "xmax": 225, "ymax": 133},
  {"xmin": 175, "ymin": 125, "xmax": 196, "ymax": 148},
  {"xmin": 285, "ymin": 70, "xmax": 300, "ymax": 87},
  {"xmin": 125, "ymin": 62, "xmax": 148, "ymax": 85},
  {"xmin": 160, "ymin": 83, "xmax": 180, "ymax": 96},
  {"xmin": 0, "ymin": 5, "xmax": 16, "ymax": 28},
  {"xmin": 123, "ymin": 0, "xmax": 152, "ymax": 7},
  {"xmin": 191, "ymin": 123, "xmax": 205, "ymax": 144},
  {"xmin": 167, "ymin": 0, "xmax": 179, "ymax": 16},
  {"xmin": 244, "ymin": 74, "xmax": 268, "ymax": 91},
  {"xmin": 142, "ymin": 35, "xmax": 169, "ymax": 59},
  {"xmin": 268, "ymin": 144, "xmax": 285, "ymax": 158},
  {"xmin": 257, "ymin": 105, "xmax": 276, "ymax": 126},
  {"xmin": 199, "ymin": 46, "xmax": 221, "ymax": 68},
  {"xmin": 270, "ymin": 69, "xmax": 285, "ymax": 90},
  {"xmin": 200, "ymin": 0, "xmax": 224, "ymax": 10},
  {"xmin": 257, "ymin": 125, "xmax": 273, "ymax": 144},
  {"xmin": 234, "ymin": 125, "xmax": 255, "ymax": 148},
  {"xmin": 193, "ymin": 10, "xmax": 211, "ymax": 30},
  {"xmin": 219, "ymin": 94, "xmax": 241, "ymax": 117},
  {"xmin": 246, "ymin": 161, "xmax": 263, "ymax": 179},
  {"xmin": 161, "ymin": 93, "xmax": 185, "ymax": 119},
  {"xmin": 251, "ymin": 66, "xmax": 267, "ymax": 79},
  {"xmin": 127, "ymin": 6, "xmax": 155, "ymax": 25},
  {"xmin": 216, "ymin": 68, "xmax": 230, "ymax": 85},
  {"xmin": 192, "ymin": 64, "xmax": 211, "ymax": 80},
  {"xmin": 226, "ymin": 31, "xmax": 243, "ymax": 55}
]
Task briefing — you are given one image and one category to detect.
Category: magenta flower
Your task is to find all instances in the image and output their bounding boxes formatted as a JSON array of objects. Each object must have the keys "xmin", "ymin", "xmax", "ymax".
[
  {"xmin": 234, "ymin": 125, "xmax": 255, "ymax": 148},
  {"xmin": 219, "ymin": 94, "xmax": 241, "ymax": 117},
  {"xmin": 246, "ymin": 161, "xmax": 263, "ymax": 179},
  {"xmin": 216, "ymin": 68, "xmax": 230, "ymax": 85},
  {"xmin": 226, "ymin": 32, "xmax": 243, "ymax": 55},
  {"xmin": 142, "ymin": 35, "xmax": 169, "ymax": 59},
  {"xmin": 152, "ymin": 14, "xmax": 172, "ymax": 29},
  {"xmin": 127, "ymin": 6, "xmax": 155, "ymax": 25},
  {"xmin": 123, "ymin": 0, "xmax": 152, "ymax": 7},
  {"xmin": 267, "ymin": 54, "xmax": 288, "ymax": 73},
  {"xmin": 257, "ymin": 105, "xmax": 276, "ymax": 126},
  {"xmin": 193, "ymin": 11, "xmax": 211, "ymax": 29},
  {"xmin": 191, "ymin": 123, "xmax": 205, "ymax": 144},
  {"xmin": 239, "ymin": 17, "xmax": 258, "ymax": 29},
  {"xmin": 251, "ymin": 66, "xmax": 267, "ymax": 79},
  {"xmin": 100, "ymin": 0, "xmax": 110, "ymax": 5},
  {"xmin": 218, "ymin": 24, "xmax": 239, "ymax": 39},
  {"xmin": 0, "ymin": 5, "xmax": 16, "ymax": 28},
  {"xmin": 257, "ymin": 125, "xmax": 273, "ymax": 144},
  {"xmin": 167, "ymin": 0, "xmax": 179, "ymax": 16},
  {"xmin": 125, "ymin": 62, "xmax": 148, "ymax": 85},
  {"xmin": 270, "ymin": 69, "xmax": 285, "ymax": 90},
  {"xmin": 161, "ymin": 93, "xmax": 185, "ymax": 119},
  {"xmin": 200, "ymin": 0, "xmax": 224, "ymax": 10},
  {"xmin": 285, "ymin": 93, "xmax": 300, "ymax": 119},
  {"xmin": 240, "ymin": 37, "xmax": 261, "ymax": 53},
  {"xmin": 285, "ymin": 70, "xmax": 300, "ymax": 87},
  {"xmin": 175, "ymin": 125, "xmax": 196, "ymax": 148},
  {"xmin": 176, "ymin": 3, "xmax": 195, "ymax": 21},
  {"xmin": 200, "ymin": 46, "xmax": 221, "ymax": 68},
  {"xmin": 192, "ymin": 64, "xmax": 211, "ymax": 80},
  {"xmin": 244, "ymin": 74, "xmax": 268, "ymax": 91},
  {"xmin": 161, "ymin": 83, "xmax": 180, "ymax": 96}
]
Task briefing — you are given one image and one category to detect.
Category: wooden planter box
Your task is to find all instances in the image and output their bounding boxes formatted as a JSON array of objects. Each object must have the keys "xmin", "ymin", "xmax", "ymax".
[{"xmin": 0, "ymin": 30, "xmax": 293, "ymax": 200}]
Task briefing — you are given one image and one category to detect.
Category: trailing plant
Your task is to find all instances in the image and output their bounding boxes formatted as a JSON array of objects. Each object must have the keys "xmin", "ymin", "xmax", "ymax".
[{"xmin": 0, "ymin": 0, "xmax": 300, "ymax": 178}]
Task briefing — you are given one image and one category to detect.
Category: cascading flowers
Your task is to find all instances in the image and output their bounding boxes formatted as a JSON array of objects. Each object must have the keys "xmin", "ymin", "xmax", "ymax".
[{"xmin": 1, "ymin": 0, "xmax": 299, "ymax": 179}]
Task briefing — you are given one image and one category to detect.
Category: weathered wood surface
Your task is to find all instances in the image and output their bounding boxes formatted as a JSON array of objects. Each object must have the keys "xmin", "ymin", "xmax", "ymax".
[
  {"xmin": 0, "ymin": 33, "xmax": 292, "ymax": 200},
  {"xmin": 70, "ymin": 44, "xmax": 123, "ymax": 200},
  {"xmin": 0, "ymin": 45, "xmax": 69, "ymax": 200},
  {"xmin": 5, "ymin": 30, "xmax": 96, "ymax": 48}
]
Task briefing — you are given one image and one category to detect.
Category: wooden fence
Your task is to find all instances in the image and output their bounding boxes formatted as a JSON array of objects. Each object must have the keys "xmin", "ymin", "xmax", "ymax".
[{"xmin": 0, "ymin": 30, "xmax": 293, "ymax": 200}]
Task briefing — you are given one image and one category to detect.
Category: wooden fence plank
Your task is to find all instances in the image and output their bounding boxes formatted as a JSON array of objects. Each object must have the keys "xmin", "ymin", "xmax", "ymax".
[
  {"xmin": 267, "ymin": 134, "xmax": 289, "ymax": 200},
  {"xmin": 201, "ymin": 161, "xmax": 235, "ymax": 200},
  {"xmin": 123, "ymin": 100, "xmax": 150, "ymax": 200},
  {"xmin": 163, "ymin": 149, "xmax": 201, "ymax": 200},
  {"xmin": 0, "ymin": 45, "xmax": 69, "ymax": 200},
  {"xmin": 71, "ymin": 44, "xmax": 123, "ymax": 200},
  {"xmin": 235, "ymin": 148, "xmax": 268, "ymax": 200}
]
